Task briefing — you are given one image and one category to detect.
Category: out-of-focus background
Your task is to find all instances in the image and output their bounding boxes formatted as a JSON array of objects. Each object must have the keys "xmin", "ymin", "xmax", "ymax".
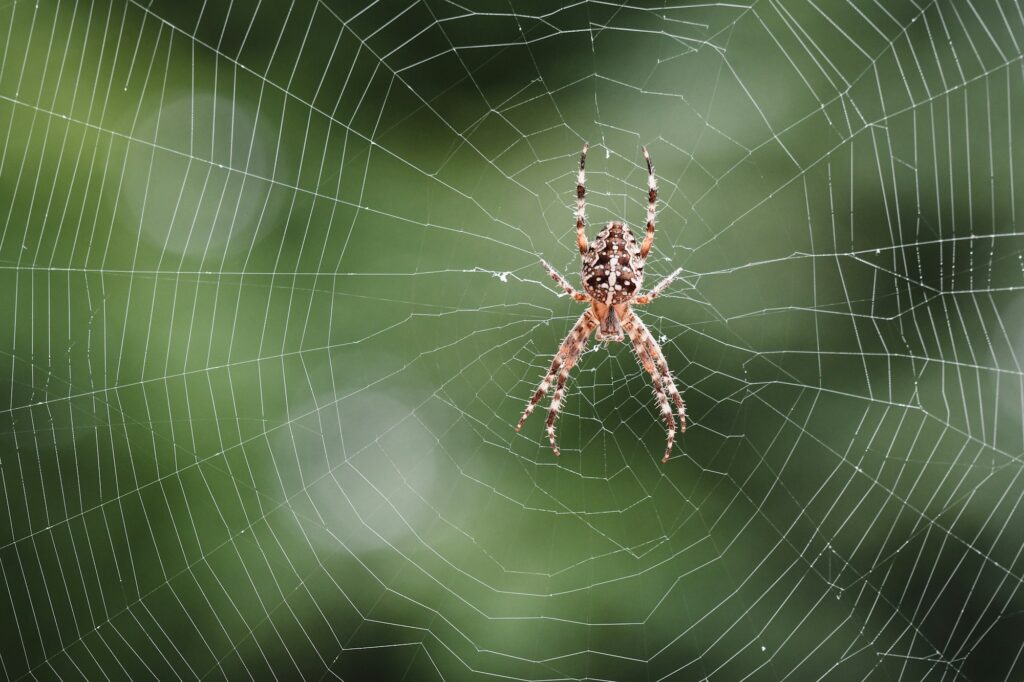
[{"xmin": 2, "ymin": 1, "xmax": 1023, "ymax": 680}]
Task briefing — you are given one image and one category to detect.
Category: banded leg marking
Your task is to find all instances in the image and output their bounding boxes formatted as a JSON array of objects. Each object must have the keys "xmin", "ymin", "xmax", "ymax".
[
  {"xmin": 576, "ymin": 143, "xmax": 589, "ymax": 254},
  {"xmin": 639, "ymin": 146, "xmax": 657, "ymax": 261}
]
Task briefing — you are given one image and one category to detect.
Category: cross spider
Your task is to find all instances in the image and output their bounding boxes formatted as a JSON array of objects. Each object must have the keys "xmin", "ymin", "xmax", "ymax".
[{"xmin": 516, "ymin": 144, "xmax": 686, "ymax": 463}]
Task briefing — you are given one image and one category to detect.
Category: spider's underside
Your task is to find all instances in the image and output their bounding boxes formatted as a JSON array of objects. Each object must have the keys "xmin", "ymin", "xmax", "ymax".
[{"xmin": 516, "ymin": 144, "xmax": 686, "ymax": 463}]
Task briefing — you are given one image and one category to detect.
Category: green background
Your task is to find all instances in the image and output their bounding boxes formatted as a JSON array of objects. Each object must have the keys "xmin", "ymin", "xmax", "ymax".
[{"xmin": 2, "ymin": 1, "xmax": 1023, "ymax": 680}]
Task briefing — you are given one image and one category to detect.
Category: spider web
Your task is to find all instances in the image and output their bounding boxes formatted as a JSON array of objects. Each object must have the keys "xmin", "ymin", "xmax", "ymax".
[{"xmin": 2, "ymin": 0, "xmax": 1023, "ymax": 679}]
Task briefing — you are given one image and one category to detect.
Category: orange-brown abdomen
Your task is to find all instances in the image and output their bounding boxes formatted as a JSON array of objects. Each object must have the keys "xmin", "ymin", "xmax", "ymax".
[{"xmin": 582, "ymin": 221, "xmax": 645, "ymax": 305}]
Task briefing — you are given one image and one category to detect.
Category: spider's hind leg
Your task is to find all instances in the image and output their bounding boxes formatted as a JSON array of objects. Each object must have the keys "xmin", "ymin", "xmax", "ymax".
[
  {"xmin": 639, "ymin": 147, "xmax": 657, "ymax": 261},
  {"xmin": 576, "ymin": 143, "xmax": 589, "ymax": 254}
]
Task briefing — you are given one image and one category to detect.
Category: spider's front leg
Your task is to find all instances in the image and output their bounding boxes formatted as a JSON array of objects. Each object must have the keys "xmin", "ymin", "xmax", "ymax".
[
  {"xmin": 622, "ymin": 312, "xmax": 676, "ymax": 462},
  {"xmin": 516, "ymin": 309, "xmax": 598, "ymax": 458},
  {"xmin": 618, "ymin": 309, "xmax": 684, "ymax": 462},
  {"xmin": 629, "ymin": 311, "xmax": 686, "ymax": 434}
]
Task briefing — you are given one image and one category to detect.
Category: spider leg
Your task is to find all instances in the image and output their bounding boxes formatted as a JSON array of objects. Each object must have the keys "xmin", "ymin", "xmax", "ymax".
[
  {"xmin": 576, "ymin": 143, "xmax": 589, "ymax": 254},
  {"xmin": 628, "ymin": 311, "xmax": 687, "ymax": 434},
  {"xmin": 540, "ymin": 259, "xmax": 589, "ymax": 301},
  {"xmin": 546, "ymin": 337, "xmax": 588, "ymax": 456},
  {"xmin": 635, "ymin": 267, "xmax": 682, "ymax": 305},
  {"xmin": 622, "ymin": 313, "xmax": 676, "ymax": 462},
  {"xmin": 516, "ymin": 309, "xmax": 597, "ymax": 444},
  {"xmin": 639, "ymin": 147, "xmax": 657, "ymax": 261}
]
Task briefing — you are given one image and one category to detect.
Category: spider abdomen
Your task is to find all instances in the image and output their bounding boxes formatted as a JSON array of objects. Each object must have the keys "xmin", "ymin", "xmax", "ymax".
[{"xmin": 582, "ymin": 221, "xmax": 644, "ymax": 304}]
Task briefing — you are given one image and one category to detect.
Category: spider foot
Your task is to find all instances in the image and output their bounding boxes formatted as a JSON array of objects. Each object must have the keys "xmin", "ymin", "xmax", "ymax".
[
  {"xmin": 662, "ymin": 428, "xmax": 674, "ymax": 463},
  {"xmin": 547, "ymin": 426, "xmax": 561, "ymax": 457}
]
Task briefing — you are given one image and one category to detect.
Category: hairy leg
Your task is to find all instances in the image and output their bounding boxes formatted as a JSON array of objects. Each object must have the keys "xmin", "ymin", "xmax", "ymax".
[
  {"xmin": 622, "ymin": 312, "xmax": 676, "ymax": 462},
  {"xmin": 576, "ymin": 143, "xmax": 589, "ymax": 254},
  {"xmin": 540, "ymin": 259, "xmax": 588, "ymax": 301},
  {"xmin": 517, "ymin": 309, "xmax": 597, "ymax": 440},
  {"xmin": 639, "ymin": 147, "xmax": 657, "ymax": 261},
  {"xmin": 635, "ymin": 267, "xmax": 682, "ymax": 305},
  {"xmin": 629, "ymin": 311, "xmax": 686, "ymax": 433},
  {"xmin": 545, "ymin": 326, "xmax": 592, "ymax": 456}
]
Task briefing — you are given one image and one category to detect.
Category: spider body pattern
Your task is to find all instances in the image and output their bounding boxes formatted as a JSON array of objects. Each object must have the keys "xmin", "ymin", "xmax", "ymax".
[{"xmin": 516, "ymin": 144, "xmax": 686, "ymax": 463}]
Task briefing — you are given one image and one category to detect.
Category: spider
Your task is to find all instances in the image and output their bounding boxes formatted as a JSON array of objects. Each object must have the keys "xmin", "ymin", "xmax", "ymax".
[{"xmin": 516, "ymin": 143, "xmax": 686, "ymax": 463}]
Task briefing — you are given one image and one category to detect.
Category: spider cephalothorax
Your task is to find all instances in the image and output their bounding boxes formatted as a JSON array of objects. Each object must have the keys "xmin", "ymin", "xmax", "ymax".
[{"xmin": 516, "ymin": 144, "xmax": 686, "ymax": 463}]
